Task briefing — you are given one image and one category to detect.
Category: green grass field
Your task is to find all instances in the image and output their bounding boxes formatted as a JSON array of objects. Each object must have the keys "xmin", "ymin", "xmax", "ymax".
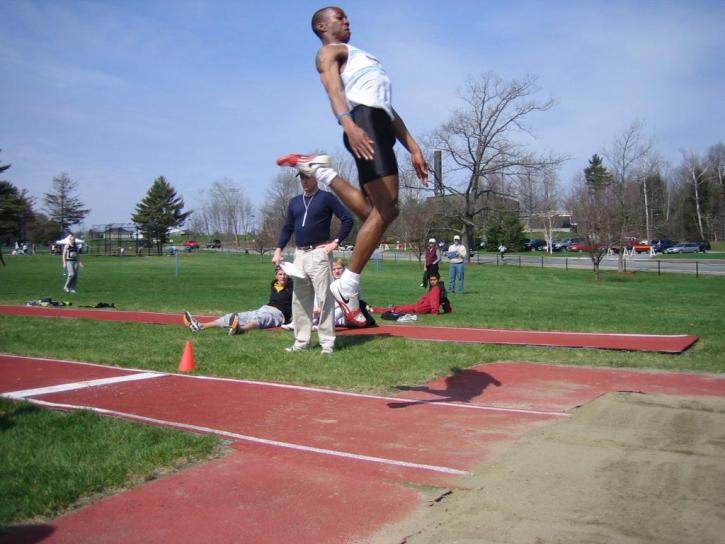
[
  {"xmin": 0, "ymin": 397, "xmax": 221, "ymax": 525},
  {"xmin": 2, "ymin": 252, "xmax": 724, "ymax": 385},
  {"xmin": 1, "ymin": 251, "xmax": 724, "ymax": 524}
]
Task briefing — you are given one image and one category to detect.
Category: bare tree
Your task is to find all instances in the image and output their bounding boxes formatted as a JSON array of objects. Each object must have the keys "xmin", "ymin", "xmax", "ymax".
[
  {"xmin": 514, "ymin": 166, "xmax": 561, "ymax": 252},
  {"xmin": 603, "ymin": 120, "xmax": 653, "ymax": 272},
  {"xmin": 428, "ymin": 72, "xmax": 565, "ymax": 258},
  {"xmin": 255, "ymin": 171, "xmax": 301, "ymax": 254},
  {"xmin": 393, "ymin": 172, "xmax": 446, "ymax": 262},
  {"xmin": 199, "ymin": 180, "xmax": 254, "ymax": 246},
  {"xmin": 705, "ymin": 143, "xmax": 725, "ymax": 240},
  {"xmin": 571, "ymin": 155, "xmax": 616, "ymax": 281},
  {"xmin": 680, "ymin": 150, "xmax": 710, "ymax": 241}
]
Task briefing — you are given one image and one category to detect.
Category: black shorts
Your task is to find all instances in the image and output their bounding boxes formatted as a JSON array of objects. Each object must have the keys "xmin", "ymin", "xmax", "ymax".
[{"xmin": 343, "ymin": 105, "xmax": 398, "ymax": 185}]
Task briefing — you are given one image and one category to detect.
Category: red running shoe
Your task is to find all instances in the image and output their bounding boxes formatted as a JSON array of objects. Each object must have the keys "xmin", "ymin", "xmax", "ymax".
[
  {"xmin": 330, "ymin": 278, "xmax": 367, "ymax": 327},
  {"xmin": 276, "ymin": 154, "xmax": 331, "ymax": 176}
]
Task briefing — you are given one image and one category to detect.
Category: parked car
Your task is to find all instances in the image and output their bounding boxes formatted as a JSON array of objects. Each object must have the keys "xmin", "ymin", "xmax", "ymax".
[
  {"xmin": 567, "ymin": 241, "xmax": 604, "ymax": 252},
  {"xmin": 664, "ymin": 242, "xmax": 701, "ymax": 254},
  {"xmin": 632, "ymin": 241, "xmax": 653, "ymax": 253},
  {"xmin": 608, "ymin": 237, "xmax": 639, "ymax": 254},
  {"xmin": 651, "ymin": 239, "xmax": 675, "ymax": 253},
  {"xmin": 182, "ymin": 240, "xmax": 200, "ymax": 249},
  {"xmin": 206, "ymin": 239, "xmax": 222, "ymax": 249},
  {"xmin": 553, "ymin": 238, "xmax": 582, "ymax": 251},
  {"xmin": 523, "ymin": 238, "xmax": 547, "ymax": 251}
]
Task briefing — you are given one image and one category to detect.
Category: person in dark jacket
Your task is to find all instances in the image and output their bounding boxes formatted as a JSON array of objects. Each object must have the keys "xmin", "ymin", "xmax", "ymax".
[
  {"xmin": 183, "ymin": 267, "xmax": 293, "ymax": 335},
  {"xmin": 421, "ymin": 237, "xmax": 440, "ymax": 287}
]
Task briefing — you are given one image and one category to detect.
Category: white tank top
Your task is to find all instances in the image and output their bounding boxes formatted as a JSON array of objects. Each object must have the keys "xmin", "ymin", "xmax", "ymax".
[{"xmin": 341, "ymin": 44, "xmax": 394, "ymax": 119}]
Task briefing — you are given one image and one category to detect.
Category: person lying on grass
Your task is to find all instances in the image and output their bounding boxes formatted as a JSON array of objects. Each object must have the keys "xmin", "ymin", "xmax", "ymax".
[
  {"xmin": 368, "ymin": 272, "xmax": 452, "ymax": 316},
  {"xmin": 183, "ymin": 267, "xmax": 293, "ymax": 335}
]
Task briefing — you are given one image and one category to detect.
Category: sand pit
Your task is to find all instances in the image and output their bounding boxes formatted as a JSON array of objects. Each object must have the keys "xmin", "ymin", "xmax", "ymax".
[{"xmin": 377, "ymin": 392, "xmax": 725, "ymax": 544}]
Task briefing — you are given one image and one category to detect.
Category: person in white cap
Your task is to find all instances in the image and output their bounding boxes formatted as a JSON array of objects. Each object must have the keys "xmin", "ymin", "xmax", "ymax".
[
  {"xmin": 272, "ymin": 171, "xmax": 353, "ymax": 354},
  {"xmin": 447, "ymin": 235, "xmax": 467, "ymax": 293},
  {"xmin": 421, "ymin": 237, "xmax": 440, "ymax": 288}
]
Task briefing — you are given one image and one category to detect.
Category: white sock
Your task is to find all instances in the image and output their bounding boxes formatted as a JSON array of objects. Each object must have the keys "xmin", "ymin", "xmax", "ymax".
[
  {"xmin": 314, "ymin": 166, "xmax": 338, "ymax": 188},
  {"xmin": 340, "ymin": 269, "xmax": 360, "ymax": 294}
]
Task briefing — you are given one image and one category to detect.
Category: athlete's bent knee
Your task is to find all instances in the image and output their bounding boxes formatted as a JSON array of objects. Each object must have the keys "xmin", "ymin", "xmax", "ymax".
[{"xmin": 379, "ymin": 202, "xmax": 399, "ymax": 226}]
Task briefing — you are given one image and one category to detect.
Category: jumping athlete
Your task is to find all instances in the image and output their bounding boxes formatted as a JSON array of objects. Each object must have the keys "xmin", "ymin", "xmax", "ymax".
[{"xmin": 277, "ymin": 6, "xmax": 428, "ymax": 326}]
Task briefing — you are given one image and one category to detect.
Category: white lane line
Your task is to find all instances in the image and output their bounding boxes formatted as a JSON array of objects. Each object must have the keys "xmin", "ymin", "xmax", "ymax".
[
  {"xmin": 1, "ymin": 353, "xmax": 568, "ymax": 417},
  {"xmin": 8, "ymin": 397, "xmax": 470, "ymax": 476},
  {"xmin": 3, "ymin": 372, "xmax": 166, "ymax": 399},
  {"xmin": 188, "ymin": 374, "xmax": 570, "ymax": 418},
  {"xmin": 382, "ymin": 324, "xmax": 694, "ymax": 339}
]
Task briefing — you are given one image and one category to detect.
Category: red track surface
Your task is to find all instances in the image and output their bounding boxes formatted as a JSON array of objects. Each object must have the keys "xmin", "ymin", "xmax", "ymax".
[
  {"xmin": 2, "ymin": 354, "xmax": 725, "ymax": 543},
  {"xmin": 0, "ymin": 305, "xmax": 699, "ymax": 353}
]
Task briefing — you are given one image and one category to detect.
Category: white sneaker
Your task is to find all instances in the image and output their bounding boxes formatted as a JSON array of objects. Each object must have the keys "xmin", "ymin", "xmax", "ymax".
[
  {"xmin": 321, "ymin": 346, "xmax": 334, "ymax": 355},
  {"xmin": 329, "ymin": 278, "xmax": 367, "ymax": 327},
  {"xmin": 285, "ymin": 343, "xmax": 309, "ymax": 353},
  {"xmin": 276, "ymin": 153, "xmax": 331, "ymax": 177},
  {"xmin": 397, "ymin": 313, "xmax": 418, "ymax": 322},
  {"xmin": 280, "ymin": 322, "xmax": 295, "ymax": 331}
]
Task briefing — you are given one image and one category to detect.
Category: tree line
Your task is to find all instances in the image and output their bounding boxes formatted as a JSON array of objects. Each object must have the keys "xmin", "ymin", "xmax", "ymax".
[{"xmin": 2, "ymin": 71, "xmax": 722, "ymax": 258}]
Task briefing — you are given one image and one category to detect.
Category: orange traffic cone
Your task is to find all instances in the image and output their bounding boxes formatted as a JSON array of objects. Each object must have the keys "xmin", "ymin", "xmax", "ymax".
[{"xmin": 178, "ymin": 340, "xmax": 195, "ymax": 372}]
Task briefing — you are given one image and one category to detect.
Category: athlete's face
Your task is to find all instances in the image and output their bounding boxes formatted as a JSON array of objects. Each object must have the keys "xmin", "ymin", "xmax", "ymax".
[
  {"xmin": 276, "ymin": 269, "xmax": 288, "ymax": 284},
  {"xmin": 325, "ymin": 8, "xmax": 351, "ymax": 43},
  {"xmin": 429, "ymin": 276, "xmax": 439, "ymax": 287}
]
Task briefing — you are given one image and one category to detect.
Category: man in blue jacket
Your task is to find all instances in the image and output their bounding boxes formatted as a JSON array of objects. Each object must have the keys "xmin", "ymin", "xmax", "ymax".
[{"xmin": 273, "ymin": 171, "xmax": 353, "ymax": 354}]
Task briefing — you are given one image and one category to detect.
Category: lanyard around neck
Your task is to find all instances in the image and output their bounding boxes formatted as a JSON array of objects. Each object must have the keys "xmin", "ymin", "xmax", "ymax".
[{"xmin": 302, "ymin": 192, "xmax": 316, "ymax": 227}]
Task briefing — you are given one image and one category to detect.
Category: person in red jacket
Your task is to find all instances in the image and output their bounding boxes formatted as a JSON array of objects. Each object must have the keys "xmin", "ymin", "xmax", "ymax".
[{"xmin": 369, "ymin": 272, "xmax": 451, "ymax": 315}]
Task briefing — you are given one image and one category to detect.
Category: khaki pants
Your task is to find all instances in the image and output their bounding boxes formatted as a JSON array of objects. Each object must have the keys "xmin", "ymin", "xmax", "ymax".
[{"xmin": 292, "ymin": 248, "xmax": 335, "ymax": 350}]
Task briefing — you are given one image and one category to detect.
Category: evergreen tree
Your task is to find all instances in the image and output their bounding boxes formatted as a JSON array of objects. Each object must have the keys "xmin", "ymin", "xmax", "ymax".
[
  {"xmin": 0, "ymin": 181, "xmax": 35, "ymax": 244},
  {"xmin": 584, "ymin": 154, "xmax": 612, "ymax": 190},
  {"xmin": 132, "ymin": 176, "xmax": 190, "ymax": 254},
  {"xmin": 43, "ymin": 172, "xmax": 90, "ymax": 236}
]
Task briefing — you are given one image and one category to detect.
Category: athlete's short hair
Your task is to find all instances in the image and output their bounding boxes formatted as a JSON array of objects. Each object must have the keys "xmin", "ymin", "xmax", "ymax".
[{"xmin": 311, "ymin": 6, "xmax": 336, "ymax": 37}]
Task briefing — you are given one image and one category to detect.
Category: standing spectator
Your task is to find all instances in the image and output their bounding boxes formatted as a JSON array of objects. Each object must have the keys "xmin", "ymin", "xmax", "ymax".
[
  {"xmin": 272, "ymin": 171, "xmax": 353, "ymax": 354},
  {"xmin": 62, "ymin": 234, "xmax": 82, "ymax": 293},
  {"xmin": 447, "ymin": 235, "xmax": 466, "ymax": 293},
  {"xmin": 421, "ymin": 237, "xmax": 440, "ymax": 288},
  {"xmin": 498, "ymin": 243, "xmax": 508, "ymax": 260}
]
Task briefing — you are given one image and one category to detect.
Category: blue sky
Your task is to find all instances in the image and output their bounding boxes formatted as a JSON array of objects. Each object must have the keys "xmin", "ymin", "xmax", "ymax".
[{"xmin": 2, "ymin": 0, "xmax": 723, "ymax": 228}]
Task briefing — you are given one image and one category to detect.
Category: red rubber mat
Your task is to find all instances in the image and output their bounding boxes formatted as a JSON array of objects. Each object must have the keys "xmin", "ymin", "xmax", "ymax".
[
  {"xmin": 0, "ymin": 305, "xmax": 698, "ymax": 353},
  {"xmin": 2, "ymin": 356, "xmax": 724, "ymax": 543}
]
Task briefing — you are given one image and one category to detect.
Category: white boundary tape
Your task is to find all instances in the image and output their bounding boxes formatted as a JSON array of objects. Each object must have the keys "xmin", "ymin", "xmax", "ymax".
[
  {"xmin": 4, "ymin": 372, "xmax": 164, "ymax": 399},
  {"xmin": 0, "ymin": 354, "xmax": 570, "ymax": 417},
  {"xmin": 9, "ymin": 397, "xmax": 470, "ymax": 476}
]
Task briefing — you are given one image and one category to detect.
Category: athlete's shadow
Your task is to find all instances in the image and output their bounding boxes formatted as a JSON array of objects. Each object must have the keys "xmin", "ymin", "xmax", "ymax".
[{"xmin": 388, "ymin": 367, "xmax": 502, "ymax": 409}]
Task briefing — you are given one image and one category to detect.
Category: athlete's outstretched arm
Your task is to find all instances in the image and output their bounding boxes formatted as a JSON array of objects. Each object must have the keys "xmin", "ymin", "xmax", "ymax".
[
  {"xmin": 391, "ymin": 108, "xmax": 428, "ymax": 185},
  {"xmin": 316, "ymin": 44, "xmax": 375, "ymax": 161}
]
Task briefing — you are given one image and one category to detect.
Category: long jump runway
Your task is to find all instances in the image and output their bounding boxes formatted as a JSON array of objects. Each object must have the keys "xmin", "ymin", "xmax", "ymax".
[
  {"xmin": 0, "ymin": 305, "xmax": 699, "ymax": 352},
  {"xmin": 2, "ymin": 354, "xmax": 725, "ymax": 543}
]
